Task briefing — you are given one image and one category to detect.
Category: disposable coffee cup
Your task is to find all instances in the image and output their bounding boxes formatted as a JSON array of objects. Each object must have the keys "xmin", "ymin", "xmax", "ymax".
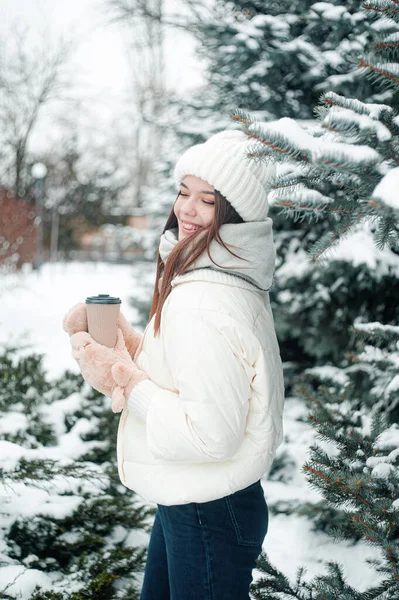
[{"xmin": 85, "ymin": 294, "xmax": 121, "ymax": 348}]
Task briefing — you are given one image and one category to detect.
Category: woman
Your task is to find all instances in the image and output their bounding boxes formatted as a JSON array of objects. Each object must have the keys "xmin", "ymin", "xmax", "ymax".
[{"xmin": 63, "ymin": 129, "xmax": 285, "ymax": 599}]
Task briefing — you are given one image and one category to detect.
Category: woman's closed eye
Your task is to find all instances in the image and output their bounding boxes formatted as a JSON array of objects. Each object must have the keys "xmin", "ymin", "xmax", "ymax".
[{"xmin": 179, "ymin": 192, "xmax": 214, "ymax": 205}]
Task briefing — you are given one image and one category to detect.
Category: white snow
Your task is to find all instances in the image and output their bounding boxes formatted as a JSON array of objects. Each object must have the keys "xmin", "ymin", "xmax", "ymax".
[
  {"xmin": 372, "ymin": 168, "xmax": 399, "ymax": 209},
  {"xmin": 234, "ymin": 14, "xmax": 289, "ymax": 41},
  {"xmin": 371, "ymin": 463, "xmax": 395, "ymax": 478},
  {"xmin": 276, "ymin": 220, "xmax": 399, "ymax": 284},
  {"xmin": 353, "ymin": 322, "xmax": 399, "ymax": 335},
  {"xmin": 0, "ymin": 412, "xmax": 28, "ymax": 436},
  {"xmin": 271, "ymin": 186, "xmax": 332, "ymax": 205},
  {"xmin": 322, "ymin": 50, "xmax": 345, "ymax": 67},
  {"xmin": 250, "ymin": 115, "xmax": 382, "ymax": 175},
  {"xmin": 311, "ymin": 3, "xmax": 348, "ymax": 20},
  {"xmin": 374, "ymin": 424, "xmax": 399, "ymax": 449},
  {"xmin": 387, "ymin": 374, "xmax": 399, "ymax": 393},
  {"xmin": 323, "ymin": 106, "xmax": 391, "ymax": 142},
  {"xmin": 250, "ymin": 117, "xmax": 319, "ymax": 152},
  {"xmin": 322, "ymin": 93, "xmax": 392, "ymax": 122},
  {"xmin": 384, "ymin": 32, "xmax": 399, "ymax": 43},
  {"xmin": 330, "ymin": 225, "xmax": 399, "ymax": 275},
  {"xmin": 276, "ymin": 247, "xmax": 312, "ymax": 282},
  {"xmin": 370, "ymin": 17, "xmax": 398, "ymax": 32},
  {"xmin": 0, "ymin": 566, "xmax": 54, "ymax": 598},
  {"xmin": 305, "ymin": 365, "xmax": 350, "ymax": 386},
  {"xmin": 312, "ymin": 142, "xmax": 380, "ymax": 166}
]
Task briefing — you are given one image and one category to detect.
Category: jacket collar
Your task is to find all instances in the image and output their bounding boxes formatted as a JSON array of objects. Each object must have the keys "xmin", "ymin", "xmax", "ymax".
[{"xmin": 158, "ymin": 220, "xmax": 276, "ymax": 292}]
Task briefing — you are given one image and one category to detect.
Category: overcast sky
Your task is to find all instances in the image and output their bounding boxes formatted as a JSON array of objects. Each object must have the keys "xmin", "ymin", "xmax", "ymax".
[
  {"xmin": 0, "ymin": 0, "xmax": 204, "ymax": 92},
  {"xmin": 0, "ymin": 0, "xmax": 205, "ymax": 151}
]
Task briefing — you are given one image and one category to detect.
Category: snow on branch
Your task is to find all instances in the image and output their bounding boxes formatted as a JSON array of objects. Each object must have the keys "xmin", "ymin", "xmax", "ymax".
[
  {"xmin": 311, "ymin": 142, "xmax": 381, "ymax": 171},
  {"xmin": 320, "ymin": 105, "xmax": 392, "ymax": 142},
  {"xmin": 319, "ymin": 91, "xmax": 393, "ymax": 119},
  {"xmin": 371, "ymin": 167, "xmax": 399, "ymax": 209},
  {"xmin": 359, "ymin": 57, "xmax": 399, "ymax": 87},
  {"xmin": 363, "ymin": 0, "xmax": 399, "ymax": 21},
  {"xmin": 352, "ymin": 320, "xmax": 399, "ymax": 339}
]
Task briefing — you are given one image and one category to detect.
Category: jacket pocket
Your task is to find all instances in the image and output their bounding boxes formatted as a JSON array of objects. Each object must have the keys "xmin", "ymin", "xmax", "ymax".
[{"xmin": 224, "ymin": 480, "xmax": 268, "ymax": 547}]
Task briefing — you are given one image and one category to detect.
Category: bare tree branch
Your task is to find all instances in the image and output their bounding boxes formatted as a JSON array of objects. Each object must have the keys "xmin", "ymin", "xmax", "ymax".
[
  {"xmin": 0, "ymin": 23, "xmax": 73, "ymax": 191},
  {"xmin": 101, "ymin": 0, "xmax": 172, "ymax": 208},
  {"xmin": 104, "ymin": 0, "xmax": 214, "ymax": 31}
]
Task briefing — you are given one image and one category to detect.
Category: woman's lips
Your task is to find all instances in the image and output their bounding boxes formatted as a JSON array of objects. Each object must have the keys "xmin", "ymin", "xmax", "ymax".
[{"xmin": 181, "ymin": 221, "xmax": 201, "ymax": 234}]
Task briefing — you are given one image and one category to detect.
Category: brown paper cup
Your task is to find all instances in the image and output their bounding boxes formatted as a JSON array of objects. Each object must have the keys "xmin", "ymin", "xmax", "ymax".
[{"xmin": 86, "ymin": 296, "xmax": 121, "ymax": 347}]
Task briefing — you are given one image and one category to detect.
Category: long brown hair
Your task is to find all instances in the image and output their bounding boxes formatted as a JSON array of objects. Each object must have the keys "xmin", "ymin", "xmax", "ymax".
[{"xmin": 149, "ymin": 189, "xmax": 246, "ymax": 336}]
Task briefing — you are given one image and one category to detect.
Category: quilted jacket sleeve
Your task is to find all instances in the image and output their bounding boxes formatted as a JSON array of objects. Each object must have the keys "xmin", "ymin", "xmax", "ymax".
[{"xmin": 128, "ymin": 309, "xmax": 255, "ymax": 462}]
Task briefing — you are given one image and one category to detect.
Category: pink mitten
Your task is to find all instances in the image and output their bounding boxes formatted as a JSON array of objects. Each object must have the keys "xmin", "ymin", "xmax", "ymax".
[
  {"xmin": 63, "ymin": 303, "xmax": 88, "ymax": 335},
  {"xmin": 71, "ymin": 329, "xmax": 148, "ymax": 413},
  {"xmin": 63, "ymin": 304, "xmax": 143, "ymax": 360},
  {"xmin": 117, "ymin": 311, "xmax": 143, "ymax": 360}
]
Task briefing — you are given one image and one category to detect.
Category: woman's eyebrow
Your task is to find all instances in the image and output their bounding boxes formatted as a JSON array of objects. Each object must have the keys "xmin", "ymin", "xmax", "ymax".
[{"xmin": 180, "ymin": 182, "xmax": 215, "ymax": 196}]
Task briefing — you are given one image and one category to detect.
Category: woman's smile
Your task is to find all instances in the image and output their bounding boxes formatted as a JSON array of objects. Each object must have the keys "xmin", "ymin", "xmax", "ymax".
[{"xmin": 180, "ymin": 220, "xmax": 202, "ymax": 233}]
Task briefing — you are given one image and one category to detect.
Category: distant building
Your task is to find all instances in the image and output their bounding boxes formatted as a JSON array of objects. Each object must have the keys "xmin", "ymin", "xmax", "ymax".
[{"xmin": 0, "ymin": 188, "xmax": 38, "ymax": 270}]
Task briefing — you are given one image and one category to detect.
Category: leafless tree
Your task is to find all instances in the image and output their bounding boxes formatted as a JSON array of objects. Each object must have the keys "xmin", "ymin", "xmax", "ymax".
[
  {"xmin": 101, "ymin": 0, "xmax": 163, "ymax": 207},
  {"xmin": 0, "ymin": 24, "xmax": 73, "ymax": 192},
  {"xmin": 106, "ymin": 0, "xmax": 226, "ymax": 34},
  {"xmin": 107, "ymin": 0, "xmax": 209, "ymax": 29},
  {"xmin": 102, "ymin": 0, "xmax": 212, "ymax": 207}
]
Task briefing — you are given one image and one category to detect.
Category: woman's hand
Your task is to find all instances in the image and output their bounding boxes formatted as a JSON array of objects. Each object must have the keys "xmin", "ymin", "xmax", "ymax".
[
  {"xmin": 63, "ymin": 303, "xmax": 143, "ymax": 360},
  {"xmin": 70, "ymin": 328, "xmax": 148, "ymax": 413}
]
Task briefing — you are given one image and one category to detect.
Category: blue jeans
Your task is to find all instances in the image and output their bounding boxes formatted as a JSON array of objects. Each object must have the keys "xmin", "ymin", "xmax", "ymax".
[{"xmin": 139, "ymin": 480, "xmax": 268, "ymax": 600}]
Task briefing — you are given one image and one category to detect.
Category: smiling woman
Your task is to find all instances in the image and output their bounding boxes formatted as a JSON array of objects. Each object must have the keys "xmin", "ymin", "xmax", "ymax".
[
  {"xmin": 63, "ymin": 128, "xmax": 284, "ymax": 600},
  {"xmin": 151, "ymin": 170, "xmax": 246, "ymax": 328}
]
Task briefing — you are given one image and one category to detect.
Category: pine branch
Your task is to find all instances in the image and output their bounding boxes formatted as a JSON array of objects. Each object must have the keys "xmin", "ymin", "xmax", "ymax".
[
  {"xmin": 374, "ymin": 36, "xmax": 399, "ymax": 49},
  {"xmin": 275, "ymin": 199, "xmax": 354, "ymax": 226},
  {"xmin": 229, "ymin": 107, "xmax": 257, "ymax": 130},
  {"xmin": 318, "ymin": 105, "xmax": 392, "ymax": 151},
  {"xmin": 307, "ymin": 214, "xmax": 365, "ymax": 263},
  {"xmin": 1, "ymin": 458, "xmax": 106, "ymax": 489},
  {"xmin": 359, "ymin": 57, "xmax": 399, "ymax": 88},
  {"xmin": 247, "ymin": 130, "xmax": 311, "ymax": 163},
  {"xmin": 373, "ymin": 35, "xmax": 399, "ymax": 56},
  {"xmin": 351, "ymin": 322, "xmax": 399, "ymax": 343},
  {"xmin": 363, "ymin": 1, "xmax": 399, "ymax": 21},
  {"xmin": 250, "ymin": 553, "xmax": 313, "ymax": 599},
  {"xmin": 230, "ymin": 110, "xmax": 312, "ymax": 163},
  {"xmin": 318, "ymin": 91, "xmax": 394, "ymax": 120}
]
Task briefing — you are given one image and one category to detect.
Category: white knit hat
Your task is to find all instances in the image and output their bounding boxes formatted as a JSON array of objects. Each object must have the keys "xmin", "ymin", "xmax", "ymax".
[{"xmin": 173, "ymin": 129, "xmax": 276, "ymax": 222}]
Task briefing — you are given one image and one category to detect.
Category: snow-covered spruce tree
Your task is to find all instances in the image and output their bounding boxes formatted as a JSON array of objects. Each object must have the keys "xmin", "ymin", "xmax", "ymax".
[
  {"xmin": 347, "ymin": 321, "xmax": 399, "ymax": 422},
  {"xmin": 297, "ymin": 317, "xmax": 399, "ymax": 534},
  {"xmin": 190, "ymin": 0, "xmax": 399, "ymax": 122},
  {"xmin": 0, "ymin": 347, "xmax": 152, "ymax": 599},
  {"xmin": 248, "ymin": 323, "xmax": 399, "ymax": 599},
  {"xmin": 137, "ymin": 0, "xmax": 398, "ymax": 176},
  {"xmin": 227, "ymin": 0, "xmax": 399, "ymax": 376},
  {"xmin": 226, "ymin": 2, "xmax": 399, "ymax": 597}
]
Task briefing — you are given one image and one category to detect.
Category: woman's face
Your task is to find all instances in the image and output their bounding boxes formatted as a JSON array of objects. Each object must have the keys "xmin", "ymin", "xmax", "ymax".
[{"xmin": 174, "ymin": 175, "xmax": 216, "ymax": 241}]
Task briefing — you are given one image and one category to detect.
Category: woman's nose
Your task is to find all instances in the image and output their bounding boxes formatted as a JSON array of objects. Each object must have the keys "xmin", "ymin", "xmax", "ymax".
[{"xmin": 184, "ymin": 195, "xmax": 197, "ymax": 213}]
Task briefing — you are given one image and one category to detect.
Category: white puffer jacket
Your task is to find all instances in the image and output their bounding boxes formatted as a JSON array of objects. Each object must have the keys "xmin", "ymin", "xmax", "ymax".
[{"xmin": 116, "ymin": 244, "xmax": 285, "ymax": 505}]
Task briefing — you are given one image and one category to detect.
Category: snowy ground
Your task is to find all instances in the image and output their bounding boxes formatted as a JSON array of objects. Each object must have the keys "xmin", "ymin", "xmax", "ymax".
[{"xmin": 0, "ymin": 261, "xmax": 381, "ymax": 597}]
